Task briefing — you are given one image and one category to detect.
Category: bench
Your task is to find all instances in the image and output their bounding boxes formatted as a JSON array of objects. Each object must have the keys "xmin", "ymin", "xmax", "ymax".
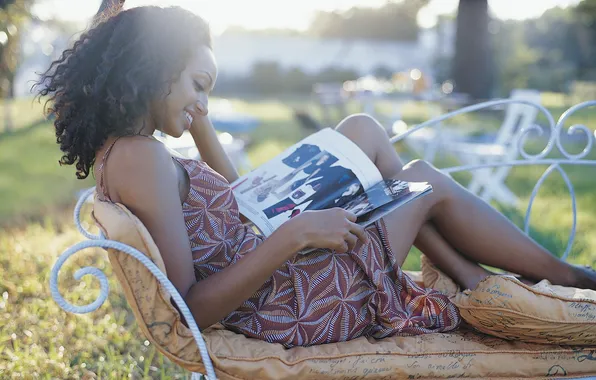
[{"xmin": 50, "ymin": 99, "xmax": 596, "ymax": 379}]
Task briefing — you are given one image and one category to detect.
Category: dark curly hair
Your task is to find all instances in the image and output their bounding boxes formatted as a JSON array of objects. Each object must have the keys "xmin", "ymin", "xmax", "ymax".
[{"xmin": 35, "ymin": 6, "xmax": 212, "ymax": 179}]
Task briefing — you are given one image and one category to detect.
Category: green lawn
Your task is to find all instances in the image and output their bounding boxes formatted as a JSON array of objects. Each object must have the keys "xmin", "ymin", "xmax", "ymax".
[{"xmin": 1, "ymin": 94, "xmax": 596, "ymax": 378}]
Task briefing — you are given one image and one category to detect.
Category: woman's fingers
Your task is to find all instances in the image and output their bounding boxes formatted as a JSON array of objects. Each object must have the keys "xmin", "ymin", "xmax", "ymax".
[
  {"xmin": 345, "ymin": 232, "xmax": 358, "ymax": 251},
  {"xmin": 349, "ymin": 221, "xmax": 368, "ymax": 243},
  {"xmin": 343, "ymin": 210, "xmax": 358, "ymax": 223},
  {"xmin": 193, "ymin": 101, "xmax": 208, "ymax": 116}
]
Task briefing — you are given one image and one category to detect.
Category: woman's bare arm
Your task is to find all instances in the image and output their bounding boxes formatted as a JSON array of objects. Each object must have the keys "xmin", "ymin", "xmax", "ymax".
[
  {"xmin": 185, "ymin": 221, "xmax": 303, "ymax": 328},
  {"xmin": 111, "ymin": 139, "xmax": 304, "ymax": 329},
  {"xmin": 189, "ymin": 115, "xmax": 239, "ymax": 183}
]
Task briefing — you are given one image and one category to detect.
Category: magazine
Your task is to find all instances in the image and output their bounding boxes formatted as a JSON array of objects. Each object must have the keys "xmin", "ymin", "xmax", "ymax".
[{"xmin": 230, "ymin": 128, "xmax": 432, "ymax": 237}]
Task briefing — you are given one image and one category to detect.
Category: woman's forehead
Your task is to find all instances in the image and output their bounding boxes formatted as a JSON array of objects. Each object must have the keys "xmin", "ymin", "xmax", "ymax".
[{"xmin": 188, "ymin": 46, "xmax": 217, "ymax": 78}]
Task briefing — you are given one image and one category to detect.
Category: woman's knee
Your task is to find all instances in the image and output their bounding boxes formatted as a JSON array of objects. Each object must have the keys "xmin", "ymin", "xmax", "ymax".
[
  {"xmin": 402, "ymin": 159, "xmax": 455, "ymax": 197},
  {"xmin": 335, "ymin": 114, "xmax": 389, "ymax": 159},
  {"xmin": 335, "ymin": 113, "xmax": 387, "ymax": 141},
  {"xmin": 402, "ymin": 159, "xmax": 437, "ymax": 176}
]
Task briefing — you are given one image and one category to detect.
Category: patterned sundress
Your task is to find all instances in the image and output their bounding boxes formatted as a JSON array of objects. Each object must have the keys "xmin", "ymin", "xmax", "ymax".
[{"xmin": 175, "ymin": 156, "xmax": 460, "ymax": 347}]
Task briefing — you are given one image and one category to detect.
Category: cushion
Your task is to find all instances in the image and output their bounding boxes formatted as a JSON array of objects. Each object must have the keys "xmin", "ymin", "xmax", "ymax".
[
  {"xmin": 93, "ymin": 197, "xmax": 209, "ymax": 374},
  {"xmin": 207, "ymin": 325, "xmax": 596, "ymax": 380},
  {"xmin": 421, "ymin": 254, "xmax": 460, "ymax": 298},
  {"xmin": 93, "ymin": 198, "xmax": 596, "ymax": 379},
  {"xmin": 420, "ymin": 254, "xmax": 596, "ymax": 346},
  {"xmin": 453, "ymin": 275, "xmax": 596, "ymax": 345}
]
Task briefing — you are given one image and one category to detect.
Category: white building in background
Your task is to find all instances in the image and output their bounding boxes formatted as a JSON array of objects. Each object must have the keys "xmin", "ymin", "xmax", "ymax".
[
  {"xmin": 212, "ymin": 26, "xmax": 454, "ymax": 77},
  {"xmin": 15, "ymin": 20, "xmax": 455, "ymax": 97}
]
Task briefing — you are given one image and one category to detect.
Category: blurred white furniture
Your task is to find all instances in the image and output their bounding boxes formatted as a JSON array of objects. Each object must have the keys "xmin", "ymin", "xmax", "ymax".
[
  {"xmin": 155, "ymin": 131, "xmax": 251, "ymax": 173},
  {"xmin": 448, "ymin": 89, "xmax": 542, "ymax": 205},
  {"xmin": 397, "ymin": 89, "xmax": 542, "ymax": 206},
  {"xmin": 153, "ymin": 99, "xmax": 255, "ymax": 173}
]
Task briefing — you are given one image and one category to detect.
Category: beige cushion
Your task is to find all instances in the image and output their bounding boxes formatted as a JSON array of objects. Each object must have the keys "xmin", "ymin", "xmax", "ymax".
[
  {"xmin": 93, "ymin": 198, "xmax": 210, "ymax": 374},
  {"xmin": 93, "ymin": 199, "xmax": 596, "ymax": 379},
  {"xmin": 421, "ymin": 254, "xmax": 460, "ymax": 298},
  {"xmin": 420, "ymin": 255, "xmax": 596, "ymax": 346},
  {"xmin": 453, "ymin": 275, "xmax": 596, "ymax": 345}
]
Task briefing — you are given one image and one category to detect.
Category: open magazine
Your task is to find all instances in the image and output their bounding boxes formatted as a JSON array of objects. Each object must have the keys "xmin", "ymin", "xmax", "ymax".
[{"xmin": 230, "ymin": 128, "xmax": 432, "ymax": 237}]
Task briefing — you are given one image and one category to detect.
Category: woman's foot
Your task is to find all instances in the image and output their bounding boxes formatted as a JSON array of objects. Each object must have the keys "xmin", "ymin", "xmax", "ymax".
[
  {"xmin": 570, "ymin": 264, "xmax": 596, "ymax": 290},
  {"xmin": 461, "ymin": 267, "xmax": 535, "ymax": 290}
]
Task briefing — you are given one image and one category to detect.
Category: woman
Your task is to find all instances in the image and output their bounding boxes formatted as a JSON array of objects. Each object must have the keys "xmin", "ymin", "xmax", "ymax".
[{"xmin": 37, "ymin": 6, "xmax": 596, "ymax": 348}]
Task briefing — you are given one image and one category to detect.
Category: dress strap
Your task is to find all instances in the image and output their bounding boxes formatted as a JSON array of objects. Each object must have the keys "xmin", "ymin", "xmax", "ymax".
[{"xmin": 97, "ymin": 136, "xmax": 123, "ymax": 202}]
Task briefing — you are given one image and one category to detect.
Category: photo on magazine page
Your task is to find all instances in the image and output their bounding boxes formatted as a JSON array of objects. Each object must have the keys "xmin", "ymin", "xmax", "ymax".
[
  {"xmin": 260, "ymin": 158, "xmax": 362, "ymax": 225},
  {"xmin": 231, "ymin": 128, "xmax": 383, "ymax": 235},
  {"xmin": 232, "ymin": 143, "xmax": 323, "ymax": 205},
  {"xmin": 340, "ymin": 179, "xmax": 433, "ymax": 226}
]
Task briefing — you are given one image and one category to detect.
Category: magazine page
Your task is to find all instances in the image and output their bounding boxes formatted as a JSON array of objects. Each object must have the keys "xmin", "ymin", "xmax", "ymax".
[
  {"xmin": 296, "ymin": 180, "xmax": 433, "ymax": 255},
  {"xmin": 340, "ymin": 180, "xmax": 433, "ymax": 227},
  {"xmin": 230, "ymin": 128, "xmax": 383, "ymax": 236}
]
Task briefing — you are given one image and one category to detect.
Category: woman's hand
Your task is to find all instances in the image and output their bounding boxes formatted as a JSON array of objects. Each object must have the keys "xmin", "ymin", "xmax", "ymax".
[
  {"xmin": 188, "ymin": 100, "xmax": 210, "ymax": 131},
  {"xmin": 186, "ymin": 100, "xmax": 240, "ymax": 183},
  {"xmin": 290, "ymin": 208, "xmax": 369, "ymax": 253}
]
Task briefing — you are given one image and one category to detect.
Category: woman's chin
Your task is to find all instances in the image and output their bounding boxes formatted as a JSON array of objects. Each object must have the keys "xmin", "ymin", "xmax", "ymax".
[{"xmin": 162, "ymin": 127, "xmax": 185, "ymax": 138}]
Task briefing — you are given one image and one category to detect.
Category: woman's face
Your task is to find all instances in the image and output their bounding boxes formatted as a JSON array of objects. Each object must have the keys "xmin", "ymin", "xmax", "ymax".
[{"xmin": 154, "ymin": 45, "xmax": 217, "ymax": 137}]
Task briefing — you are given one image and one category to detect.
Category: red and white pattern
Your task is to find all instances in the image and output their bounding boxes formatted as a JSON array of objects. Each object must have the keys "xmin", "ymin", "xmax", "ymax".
[{"xmin": 177, "ymin": 157, "xmax": 461, "ymax": 347}]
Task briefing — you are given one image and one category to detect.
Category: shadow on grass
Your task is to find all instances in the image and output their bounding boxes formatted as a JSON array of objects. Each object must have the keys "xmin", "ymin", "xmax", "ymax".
[{"xmin": 0, "ymin": 117, "xmax": 48, "ymax": 141}]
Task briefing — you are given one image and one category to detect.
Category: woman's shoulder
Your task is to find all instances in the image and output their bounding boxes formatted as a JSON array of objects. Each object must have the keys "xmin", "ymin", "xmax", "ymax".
[
  {"xmin": 107, "ymin": 135, "xmax": 176, "ymax": 168},
  {"xmin": 97, "ymin": 135, "xmax": 180, "ymax": 202}
]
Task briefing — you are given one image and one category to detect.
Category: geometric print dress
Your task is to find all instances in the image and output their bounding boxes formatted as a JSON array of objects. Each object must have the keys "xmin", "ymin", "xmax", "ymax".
[{"xmin": 176, "ymin": 156, "xmax": 461, "ymax": 347}]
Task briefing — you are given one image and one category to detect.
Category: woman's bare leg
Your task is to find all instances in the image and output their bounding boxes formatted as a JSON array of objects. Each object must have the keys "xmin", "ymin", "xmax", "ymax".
[
  {"xmin": 335, "ymin": 114, "xmax": 596, "ymax": 290},
  {"xmin": 414, "ymin": 222, "xmax": 495, "ymax": 289}
]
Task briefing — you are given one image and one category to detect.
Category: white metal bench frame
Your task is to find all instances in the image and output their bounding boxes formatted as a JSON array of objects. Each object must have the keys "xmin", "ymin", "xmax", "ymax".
[{"xmin": 50, "ymin": 99, "xmax": 596, "ymax": 379}]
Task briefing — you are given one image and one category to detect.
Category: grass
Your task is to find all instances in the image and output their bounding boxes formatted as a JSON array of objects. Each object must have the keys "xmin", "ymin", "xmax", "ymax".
[
  {"xmin": 0, "ymin": 122, "xmax": 94, "ymax": 227},
  {"xmin": 0, "ymin": 96, "xmax": 93, "ymax": 227},
  {"xmin": 0, "ymin": 97, "xmax": 46, "ymax": 134},
  {"xmin": 0, "ymin": 217, "xmax": 190, "ymax": 378},
  {"xmin": 0, "ymin": 93, "xmax": 595, "ymax": 378}
]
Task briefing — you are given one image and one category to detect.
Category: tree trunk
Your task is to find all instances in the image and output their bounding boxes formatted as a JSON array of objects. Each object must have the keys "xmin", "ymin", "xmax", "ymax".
[
  {"xmin": 2, "ymin": 78, "xmax": 12, "ymax": 132},
  {"xmin": 452, "ymin": 0, "xmax": 493, "ymax": 100},
  {"xmin": 3, "ymin": 100, "xmax": 12, "ymax": 132}
]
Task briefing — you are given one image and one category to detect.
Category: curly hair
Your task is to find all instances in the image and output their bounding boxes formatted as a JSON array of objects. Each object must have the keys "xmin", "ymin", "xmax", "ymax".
[{"xmin": 35, "ymin": 6, "xmax": 212, "ymax": 179}]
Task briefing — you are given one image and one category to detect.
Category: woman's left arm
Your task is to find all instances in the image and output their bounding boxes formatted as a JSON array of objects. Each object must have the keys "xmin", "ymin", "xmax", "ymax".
[{"xmin": 189, "ymin": 114, "xmax": 239, "ymax": 183}]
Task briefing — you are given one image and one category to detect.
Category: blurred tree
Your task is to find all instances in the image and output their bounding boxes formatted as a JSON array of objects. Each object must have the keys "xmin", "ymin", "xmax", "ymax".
[
  {"xmin": 315, "ymin": 66, "xmax": 359, "ymax": 84},
  {"xmin": 309, "ymin": 0, "xmax": 429, "ymax": 41},
  {"xmin": 574, "ymin": 0, "xmax": 596, "ymax": 79},
  {"xmin": 492, "ymin": 21, "xmax": 541, "ymax": 94},
  {"xmin": 490, "ymin": 7, "xmax": 580, "ymax": 95},
  {"xmin": 250, "ymin": 61, "xmax": 284, "ymax": 94},
  {"xmin": 373, "ymin": 65, "xmax": 394, "ymax": 80},
  {"xmin": 452, "ymin": 0, "xmax": 493, "ymax": 100},
  {"xmin": 284, "ymin": 67, "xmax": 312, "ymax": 93},
  {"xmin": 0, "ymin": 0, "xmax": 33, "ymax": 131}
]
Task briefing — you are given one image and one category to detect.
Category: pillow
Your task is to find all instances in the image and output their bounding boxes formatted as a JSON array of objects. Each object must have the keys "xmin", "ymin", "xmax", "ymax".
[
  {"xmin": 453, "ymin": 275, "xmax": 596, "ymax": 345},
  {"xmin": 420, "ymin": 254, "xmax": 460, "ymax": 298}
]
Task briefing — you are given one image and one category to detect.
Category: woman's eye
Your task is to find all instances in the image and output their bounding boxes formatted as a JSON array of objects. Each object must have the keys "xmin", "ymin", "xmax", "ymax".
[{"xmin": 193, "ymin": 80, "xmax": 205, "ymax": 92}]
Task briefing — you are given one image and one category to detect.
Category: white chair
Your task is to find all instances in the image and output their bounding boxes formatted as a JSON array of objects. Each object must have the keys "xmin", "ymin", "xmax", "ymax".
[
  {"xmin": 447, "ymin": 89, "xmax": 542, "ymax": 205},
  {"xmin": 395, "ymin": 89, "xmax": 542, "ymax": 206}
]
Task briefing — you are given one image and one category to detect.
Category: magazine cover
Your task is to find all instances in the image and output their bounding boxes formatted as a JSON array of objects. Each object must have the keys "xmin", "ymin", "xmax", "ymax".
[{"xmin": 230, "ymin": 128, "xmax": 431, "ymax": 236}]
